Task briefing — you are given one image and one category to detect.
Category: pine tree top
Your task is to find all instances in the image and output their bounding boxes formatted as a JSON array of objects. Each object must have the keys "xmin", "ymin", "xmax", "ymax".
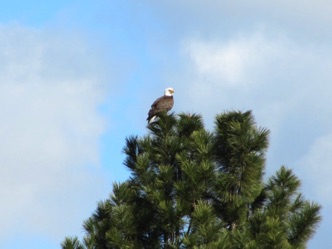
[{"xmin": 62, "ymin": 111, "xmax": 321, "ymax": 249}]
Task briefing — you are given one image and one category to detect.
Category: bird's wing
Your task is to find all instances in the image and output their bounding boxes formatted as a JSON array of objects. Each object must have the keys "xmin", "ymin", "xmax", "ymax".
[
  {"xmin": 152, "ymin": 96, "xmax": 173, "ymax": 112},
  {"xmin": 150, "ymin": 96, "xmax": 163, "ymax": 108},
  {"xmin": 147, "ymin": 96, "xmax": 173, "ymax": 122}
]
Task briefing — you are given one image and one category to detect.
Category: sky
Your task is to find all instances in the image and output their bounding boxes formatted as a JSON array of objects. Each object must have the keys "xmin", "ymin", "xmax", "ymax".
[{"xmin": 0, "ymin": 0, "xmax": 331, "ymax": 248}]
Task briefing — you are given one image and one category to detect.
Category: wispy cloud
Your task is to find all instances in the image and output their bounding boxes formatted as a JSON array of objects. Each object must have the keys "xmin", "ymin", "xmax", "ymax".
[
  {"xmin": 178, "ymin": 31, "xmax": 332, "ymax": 129},
  {"xmin": 184, "ymin": 33, "xmax": 282, "ymax": 87},
  {"xmin": 0, "ymin": 24, "xmax": 109, "ymax": 245}
]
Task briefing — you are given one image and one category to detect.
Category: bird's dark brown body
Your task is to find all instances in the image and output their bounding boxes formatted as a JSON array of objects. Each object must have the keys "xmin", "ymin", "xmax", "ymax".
[{"xmin": 147, "ymin": 88, "xmax": 174, "ymax": 123}]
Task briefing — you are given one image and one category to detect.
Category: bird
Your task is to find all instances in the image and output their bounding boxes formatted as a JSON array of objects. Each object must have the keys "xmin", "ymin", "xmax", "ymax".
[{"xmin": 147, "ymin": 87, "xmax": 175, "ymax": 124}]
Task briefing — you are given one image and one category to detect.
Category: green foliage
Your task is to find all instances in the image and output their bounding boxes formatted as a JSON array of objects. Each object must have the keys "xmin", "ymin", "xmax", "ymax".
[
  {"xmin": 61, "ymin": 237, "xmax": 85, "ymax": 249},
  {"xmin": 62, "ymin": 111, "xmax": 321, "ymax": 249}
]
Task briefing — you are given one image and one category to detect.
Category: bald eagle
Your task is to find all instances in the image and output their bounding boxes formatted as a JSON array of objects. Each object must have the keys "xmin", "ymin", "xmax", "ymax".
[{"xmin": 147, "ymin": 87, "xmax": 175, "ymax": 123}]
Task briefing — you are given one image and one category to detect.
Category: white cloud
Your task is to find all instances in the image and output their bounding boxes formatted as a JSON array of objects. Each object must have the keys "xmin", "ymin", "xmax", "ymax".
[
  {"xmin": 184, "ymin": 33, "xmax": 282, "ymax": 87},
  {"xmin": 179, "ymin": 32, "xmax": 332, "ymax": 128},
  {"xmin": 0, "ymin": 24, "xmax": 109, "ymax": 244}
]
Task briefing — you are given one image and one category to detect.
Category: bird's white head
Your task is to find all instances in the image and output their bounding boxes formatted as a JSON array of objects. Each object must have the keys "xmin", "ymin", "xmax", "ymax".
[{"xmin": 164, "ymin": 87, "xmax": 175, "ymax": 97}]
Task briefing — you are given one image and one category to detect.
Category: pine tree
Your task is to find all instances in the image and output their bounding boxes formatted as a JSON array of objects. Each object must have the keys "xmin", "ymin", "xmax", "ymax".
[{"xmin": 62, "ymin": 111, "xmax": 321, "ymax": 249}]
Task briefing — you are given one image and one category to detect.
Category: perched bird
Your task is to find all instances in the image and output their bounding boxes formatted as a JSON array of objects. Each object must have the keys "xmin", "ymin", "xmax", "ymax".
[{"xmin": 147, "ymin": 87, "xmax": 175, "ymax": 124}]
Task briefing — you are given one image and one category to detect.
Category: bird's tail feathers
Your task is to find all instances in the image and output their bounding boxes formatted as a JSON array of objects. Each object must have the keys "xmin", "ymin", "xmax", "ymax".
[{"xmin": 148, "ymin": 115, "xmax": 157, "ymax": 124}]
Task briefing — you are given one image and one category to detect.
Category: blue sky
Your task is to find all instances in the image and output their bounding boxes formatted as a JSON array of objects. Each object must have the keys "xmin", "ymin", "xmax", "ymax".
[{"xmin": 0, "ymin": 1, "xmax": 332, "ymax": 248}]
